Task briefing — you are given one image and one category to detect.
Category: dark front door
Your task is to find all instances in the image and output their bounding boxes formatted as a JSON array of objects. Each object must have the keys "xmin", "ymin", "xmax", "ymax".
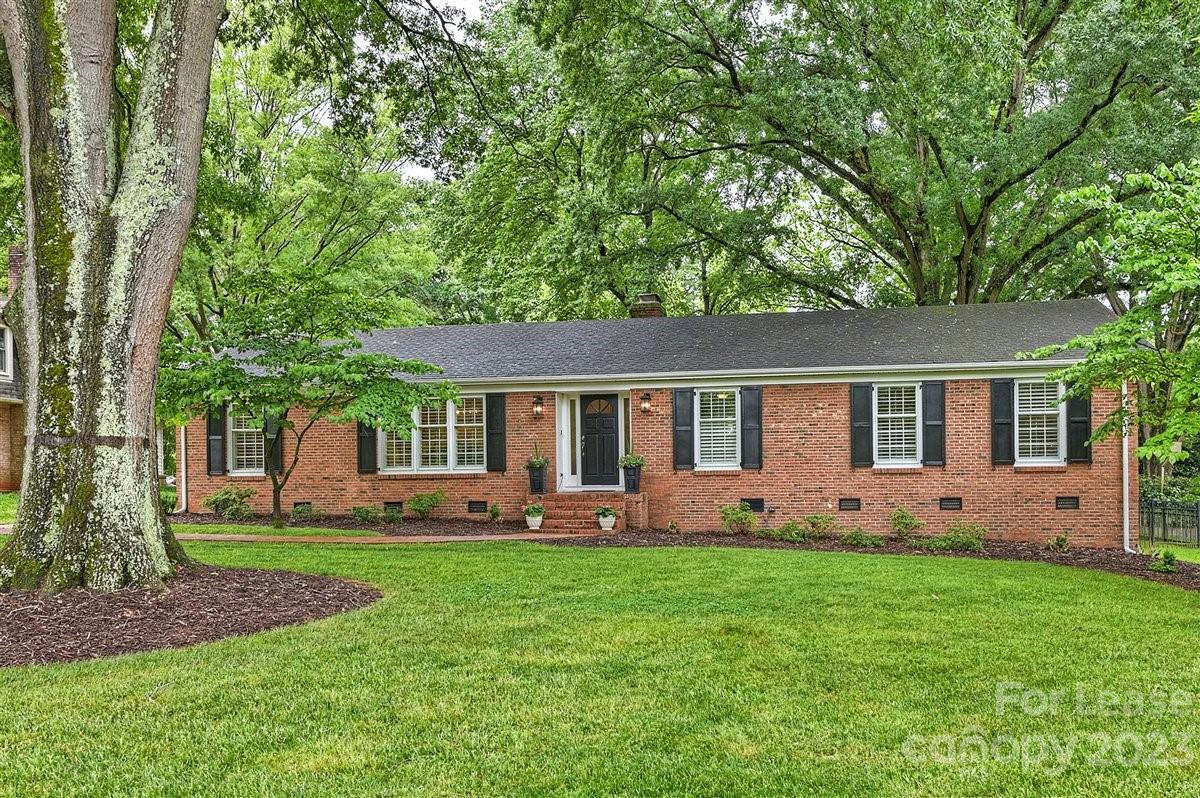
[{"xmin": 581, "ymin": 394, "xmax": 620, "ymax": 485}]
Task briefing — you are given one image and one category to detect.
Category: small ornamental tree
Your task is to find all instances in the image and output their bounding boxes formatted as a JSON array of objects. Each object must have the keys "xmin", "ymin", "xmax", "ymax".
[
  {"xmin": 1031, "ymin": 162, "xmax": 1200, "ymax": 476},
  {"xmin": 159, "ymin": 259, "xmax": 453, "ymax": 527}
]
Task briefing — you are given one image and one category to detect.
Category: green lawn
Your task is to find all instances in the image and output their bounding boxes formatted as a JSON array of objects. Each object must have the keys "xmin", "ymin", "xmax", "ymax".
[
  {"xmin": 173, "ymin": 523, "xmax": 380, "ymax": 537},
  {"xmin": 2, "ymin": 542, "xmax": 1200, "ymax": 797},
  {"xmin": 0, "ymin": 491, "xmax": 17, "ymax": 524}
]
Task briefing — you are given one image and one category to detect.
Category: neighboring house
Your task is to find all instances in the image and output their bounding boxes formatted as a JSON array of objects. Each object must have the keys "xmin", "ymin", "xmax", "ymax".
[
  {"xmin": 0, "ymin": 248, "xmax": 24, "ymax": 491},
  {"xmin": 177, "ymin": 294, "xmax": 1137, "ymax": 548}
]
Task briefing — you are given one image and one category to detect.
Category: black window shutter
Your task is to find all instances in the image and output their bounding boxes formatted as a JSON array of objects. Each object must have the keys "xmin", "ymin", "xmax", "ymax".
[
  {"xmin": 206, "ymin": 406, "xmax": 226, "ymax": 475},
  {"xmin": 265, "ymin": 415, "xmax": 284, "ymax": 474},
  {"xmin": 991, "ymin": 379, "xmax": 1015, "ymax": 465},
  {"xmin": 485, "ymin": 393, "xmax": 507, "ymax": 472},
  {"xmin": 850, "ymin": 383, "xmax": 873, "ymax": 467},
  {"xmin": 740, "ymin": 386, "xmax": 763, "ymax": 469},
  {"xmin": 673, "ymin": 388, "xmax": 695, "ymax": 470},
  {"xmin": 357, "ymin": 420, "xmax": 377, "ymax": 474},
  {"xmin": 921, "ymin": 381, "xmax": 946, "ymax": 466},
  {"xmin": 1066, "ymin": 386, "xmax": 1092, "ymax": 464}
]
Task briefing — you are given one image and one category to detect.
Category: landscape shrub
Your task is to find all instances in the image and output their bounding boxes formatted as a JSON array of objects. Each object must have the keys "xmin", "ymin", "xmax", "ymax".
[
  {"xmin": 383, "ymin": 509, "xmax": 404, "ymax": 525},
  {"xmin": 914, "ymin": 522, "xmax": 986, "ymax": 552},
  {"xmin": 890, "ymin": 505, "xmax": 926, "ymax": 538},
  {"xmin": 488, "ymin": 503, "xmax": 502, "ymax": 522},
  {"xmin": 159, "ymin": 487, "xmax": 177, "ymax": 516},
  {"xmin": 753, "ymin": 520, "xmax": 808, "ymax": 543},
  {"xmin": 1046, "ymin": 532, "xmax": 1069, "ymax": 553},
  {"xmin": 203, "ymin": 486, "xmax": 255, "ymax": 520},
  {"xmin": 1151, "ymin": 550, "xmax": 1179, "ymax": 574},
  {"xmin": 804, "ymin": 514, "xmax": 837, "ymax": 539},
  {"xmin": 408, "ymin": 490, "xmax": 447, "ymax": 519},
  {"xmin": 291, "ymin": 502, "xmax": 316, "ymax": 522},
  {"xmin": 351, "ymin": 505, "xmax": 382, "ymax": 524},
  {"xmin": 840, "ymin": 527, "xmax": 885, "ymax": 548},
  {"xmin": 719, "ymin": 502, "xmax": 759, "ymax": 535},
  {"xmin": 665, "ymin": 520, "xmax": 681, "ymax": 534}
]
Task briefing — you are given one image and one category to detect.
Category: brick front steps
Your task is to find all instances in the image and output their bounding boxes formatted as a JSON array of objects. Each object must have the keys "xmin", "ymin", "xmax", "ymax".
[{"xmin": 529, "ymin": 492, "xmax": 630, "ymax": 533}]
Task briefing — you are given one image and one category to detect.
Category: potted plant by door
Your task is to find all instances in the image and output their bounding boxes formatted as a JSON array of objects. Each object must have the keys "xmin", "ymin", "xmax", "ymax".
[
  {"xmin": 594, "ymin": 506, "xmax": 618, "ymax": 531},
  {"xmin": 525, "ymin": 444, "xmax": 549, "ymax": 494},
  {"xmin": 525, "ymin": 503, "xmax": 545, "ymax": 530},
  {"xmin": 618, "ymin": 453, "xmax": 645, "ymax": 494}
]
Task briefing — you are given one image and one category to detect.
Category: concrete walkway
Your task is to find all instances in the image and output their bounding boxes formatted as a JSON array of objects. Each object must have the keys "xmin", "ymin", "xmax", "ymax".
[{"xmin": 174, "ymin": 530, "xmax": 604, "ymax": 545}]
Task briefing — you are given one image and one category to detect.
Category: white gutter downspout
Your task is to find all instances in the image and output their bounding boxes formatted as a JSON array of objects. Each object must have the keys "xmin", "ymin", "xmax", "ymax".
[
  {"xmin": 1122, "ymin": 381, "xmax": 1134, "ymax": 553},
  {"xmin": 176, "ymin": 425, "xmax": 188, "ymax": 514}
]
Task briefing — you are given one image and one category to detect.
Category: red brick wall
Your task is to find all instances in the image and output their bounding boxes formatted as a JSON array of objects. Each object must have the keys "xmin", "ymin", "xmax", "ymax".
[
  {"xmin": 632, "ymin": 381, "xmax": 1134, "ymax": 548},
  {"xmin": 179, "ymin": 381, "xmax": 1136, "ymax": 548},
  {"xmin": 179, "ymin": 392, "xmax": 556, "ymax": 520},
  {"xmin": 0, "ymin": 402, "xmax": 23, "ymax": 490}
]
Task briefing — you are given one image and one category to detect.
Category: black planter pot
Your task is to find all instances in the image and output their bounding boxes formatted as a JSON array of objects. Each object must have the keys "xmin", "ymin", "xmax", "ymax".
[
  {"xmin": 528, "ymin": 465, "xmax": 547, "ymax": 494},
  {"xmin": 622, "ymin": 465, "xmax": 642, "ymax": 494}
]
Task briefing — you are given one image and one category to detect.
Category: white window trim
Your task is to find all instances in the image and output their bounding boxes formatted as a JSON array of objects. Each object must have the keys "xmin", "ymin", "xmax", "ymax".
[
  {"xmin": 694, "ymin": 388, "xmax": 741, "ymax": 470},
  {"xmin": 0, "ymin": 325, "xmax": 12, "ymax": 382},
  {"xmin": 872, "ymin": 383, "xmax": 922, "ymax": 468},
  {"xmin": 1014, "ymin": 379, "xmax": 1067, "ymax": 465},
  {"xmin": 227, "ymin": 408, "xmax": 266, "ymax": 477},
  {"xmin": 377, "ymin": 396, "xmax": 487, "ymax": 475}
]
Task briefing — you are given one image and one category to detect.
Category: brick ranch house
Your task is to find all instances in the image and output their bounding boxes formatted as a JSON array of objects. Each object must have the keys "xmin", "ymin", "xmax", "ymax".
[{"xmin": 177, "ymin": 295, "xmax": 1138, "ymax": 548}]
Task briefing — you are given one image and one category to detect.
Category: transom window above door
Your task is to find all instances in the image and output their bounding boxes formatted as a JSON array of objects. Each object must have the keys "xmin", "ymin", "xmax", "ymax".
[{"xmin": 584, "ymin": 398, "xmax": 614, "ymax": 416}]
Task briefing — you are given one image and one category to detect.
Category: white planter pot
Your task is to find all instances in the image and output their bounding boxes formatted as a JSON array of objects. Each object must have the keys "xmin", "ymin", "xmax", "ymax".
[
  {"xmin": 598, "ymin": 515, "xmax": 617, "ymax": 531},
  {"xmin": 526, "ymin": 515, "xmax": 543, "ymax": 530}
]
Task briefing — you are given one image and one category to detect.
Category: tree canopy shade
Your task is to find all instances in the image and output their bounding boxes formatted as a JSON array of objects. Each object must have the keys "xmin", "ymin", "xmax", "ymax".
[
  {"xmin": 1037, "ymin": 161, "xmax": 1200, "ymax": 474},
  {"xmin": 171, "ymin": 37, "xmax": 439, "ymax": 346},
  {"xmin": 0, "ymin": 0, "xmax": 467, "ymax": 592},
  {"xmin": 442, "ymin": 0, "xmax": 1198, "ymax": 312}
]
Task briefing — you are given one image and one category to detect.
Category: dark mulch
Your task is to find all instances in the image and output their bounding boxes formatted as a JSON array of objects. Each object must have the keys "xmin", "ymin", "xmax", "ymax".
[
  {"xmin": 171, "ymin": 512, "xmax": 527, "ymax": 537},
  {"xmin": 0, "ymin": 566, "xmax": 381, "ymax": 668},
  {"xmin": 543, "ymin": 530, "xmax": 1200, "ymax": 592}
]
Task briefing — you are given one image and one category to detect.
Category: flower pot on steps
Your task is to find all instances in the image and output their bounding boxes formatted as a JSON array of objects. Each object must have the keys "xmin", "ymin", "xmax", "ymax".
[
  {"xmin": 526, "ymin": 514, "xmax": 543, "ymax": 530},
  {"xmin": 598, "ymin": 515, "xmax": 617, "ymax": 532}
]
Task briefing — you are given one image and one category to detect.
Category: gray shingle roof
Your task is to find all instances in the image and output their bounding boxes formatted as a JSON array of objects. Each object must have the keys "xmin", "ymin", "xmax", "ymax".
[{"xmin": 358, "ymin": 298, "xmax": 1114, "ymax": 383}]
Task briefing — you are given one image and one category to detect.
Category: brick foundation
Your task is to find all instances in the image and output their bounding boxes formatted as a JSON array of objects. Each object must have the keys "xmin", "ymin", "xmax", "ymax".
[{"xmin": 181, "ymin": 381, "xmax": 1135, "ymax": 548}]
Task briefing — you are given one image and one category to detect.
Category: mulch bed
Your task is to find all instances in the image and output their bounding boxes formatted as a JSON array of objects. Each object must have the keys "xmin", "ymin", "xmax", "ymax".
[
  {"xmin": 543, "ymin": 530, "xmax": 1200, "ymax": 592},
  {"xmin": 171, "ymin": 512, "xmax": 528, "ymax": 537},
  {"xmin": 0, "ymin": 566, "xmax": 380, "ymax": 668}
]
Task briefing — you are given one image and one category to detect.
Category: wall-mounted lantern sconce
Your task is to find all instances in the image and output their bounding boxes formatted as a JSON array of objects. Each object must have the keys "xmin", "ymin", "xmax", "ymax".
[
  {"xmin": 532, "ymin": 396, "xmax": 544, "ymax": 417},
  {"xmin": 640, "ymin": 392, "xmax": 652, "ymax": 413}
]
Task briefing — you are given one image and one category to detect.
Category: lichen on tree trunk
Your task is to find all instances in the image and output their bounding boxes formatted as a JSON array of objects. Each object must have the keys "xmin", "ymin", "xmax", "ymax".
[{"xmin": 0, "ymin": 0, "xmax": 226, "ymax": 592}]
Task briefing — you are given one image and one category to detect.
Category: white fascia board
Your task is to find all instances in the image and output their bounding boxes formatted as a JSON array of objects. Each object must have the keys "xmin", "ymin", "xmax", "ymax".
[{"xmin": 409, "ymin": 359, "xmax": 1082, "ymax": 394}]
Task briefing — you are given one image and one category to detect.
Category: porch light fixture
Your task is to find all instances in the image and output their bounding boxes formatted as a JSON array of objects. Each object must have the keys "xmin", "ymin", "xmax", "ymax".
[
  {"xmin": 640, "ymin": 393, "xmax": 652, "ymax": 413},
  {"xmin": 532, "ymin": 396, "xmax": 544, "ymax": 417}
]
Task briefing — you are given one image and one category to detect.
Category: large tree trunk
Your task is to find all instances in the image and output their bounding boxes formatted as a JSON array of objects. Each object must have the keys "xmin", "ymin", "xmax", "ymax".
[{"xmin": 0, "ymin": 0, "xmax": 225, "ymax": 592}]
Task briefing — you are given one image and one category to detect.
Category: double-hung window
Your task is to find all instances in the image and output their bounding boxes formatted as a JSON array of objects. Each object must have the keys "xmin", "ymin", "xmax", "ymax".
[
  {"xmin": 873, "ymin": 384, "xmax": 920, "ymax": 466},
  {"xmin": 379, "ymin": 397, "xmax": 486, "ymax": 472},
  {"xmin": 695, "ymin": 389, "xmax": 740, "ymax": 468},
  {"xmin": 1015, "ymin": 380, "xmax": 1064, "ymax": 463},
  {"xmin": 228, "ymin": 410, "xmax": 265, "ymax": 474},
  {"xmin": 0, "ymin": 326, "xmax": 10, "ymax": 380}
]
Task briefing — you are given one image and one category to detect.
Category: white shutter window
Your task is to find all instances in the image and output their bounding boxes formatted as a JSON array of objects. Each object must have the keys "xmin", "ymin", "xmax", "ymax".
[
  {"xmin": 229, "ymin": 411, "xmax": 265, "ymax": 473},
  {"xmin": 696, "ymin": 390, "xmax": 739, "ymax": 467},
  {"xmin": 419, "ymin": 403, "xmax": 449, "ymax": 469},
  {"xmin": 874, "ymin": 385, "xmax": 919, "ymax": 465},
  {"xmin": 382, "ymin": 430, "xmax": 412, "ymax": 470},
  {"xmin": 1016, "ymin": 381, "xmax": 1064, "ymax": 462},
  {"xmin": 455, "ymin": 397, "xmax": 485, "ymax": 468}
]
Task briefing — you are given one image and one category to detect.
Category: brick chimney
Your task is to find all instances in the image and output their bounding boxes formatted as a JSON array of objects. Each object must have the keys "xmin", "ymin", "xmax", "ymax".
[
  {"xmin": 630, "ymin": 292, "xmax": 665, "ymax": 318},
  {"xmin": 7, "ymin": 246, "xmax": 22, "ymax": 299}
]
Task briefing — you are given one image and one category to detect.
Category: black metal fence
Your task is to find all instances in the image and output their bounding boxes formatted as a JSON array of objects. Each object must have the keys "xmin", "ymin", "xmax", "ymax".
[{"xmin": 1141, "ymin": 499, "xmax": 1200, "ymax": 546}]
